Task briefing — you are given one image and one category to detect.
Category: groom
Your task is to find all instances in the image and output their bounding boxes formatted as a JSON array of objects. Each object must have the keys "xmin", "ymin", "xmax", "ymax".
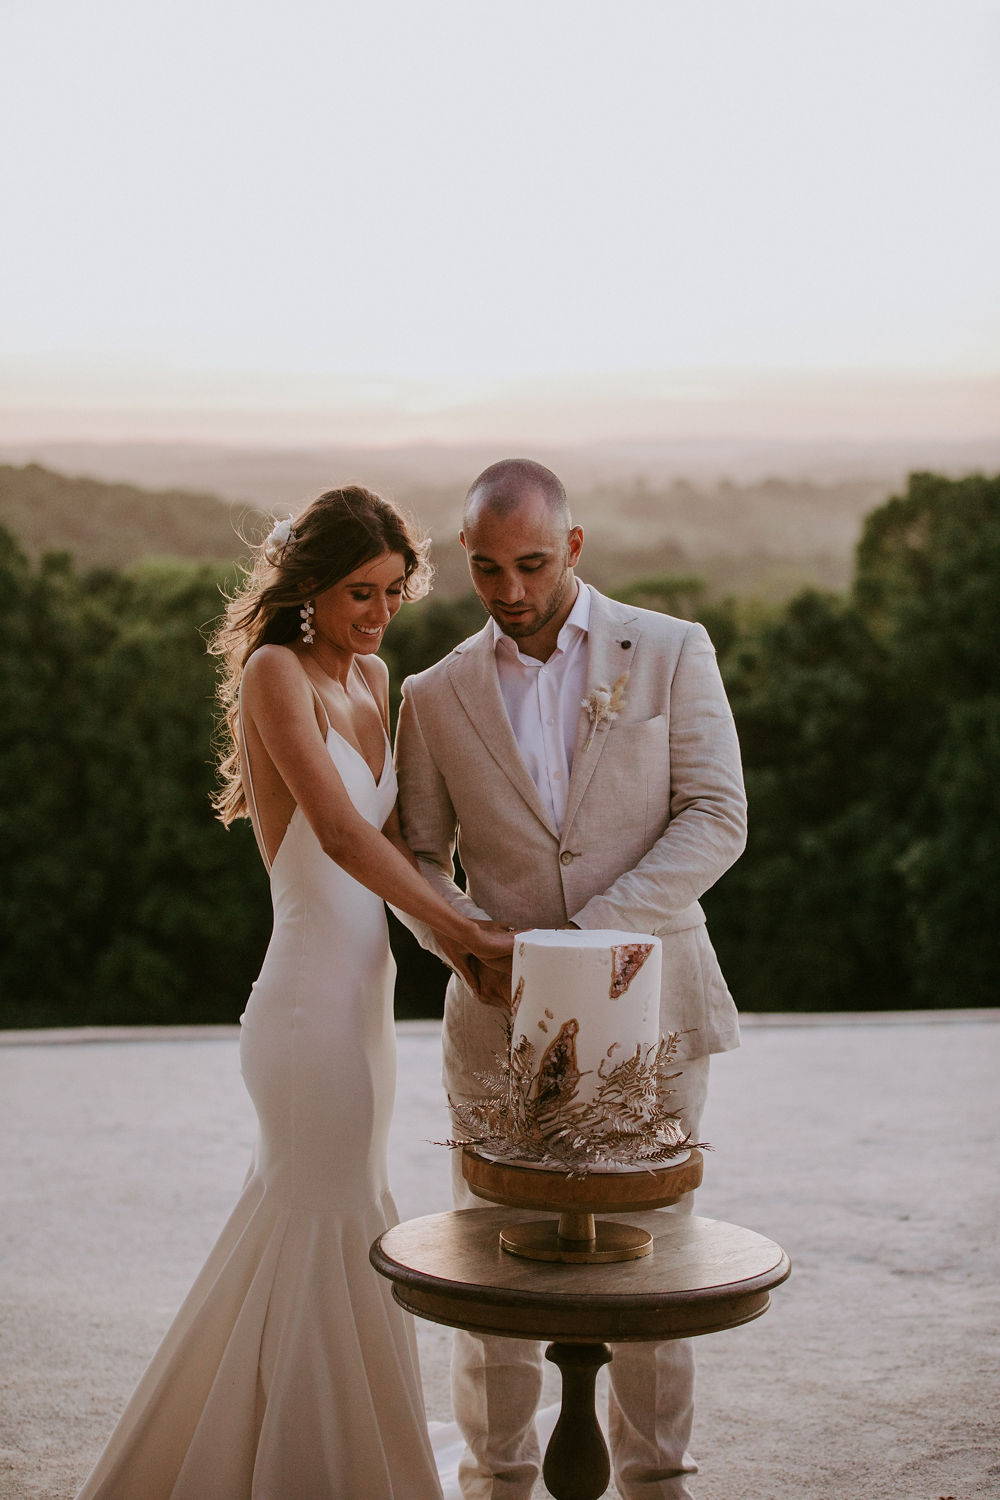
[{"xmin": 394, "ymin": 458, "xmax": 747, "ymax": 1500}]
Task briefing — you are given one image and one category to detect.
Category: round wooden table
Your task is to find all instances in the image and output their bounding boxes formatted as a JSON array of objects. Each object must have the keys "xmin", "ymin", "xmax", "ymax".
[{"xmin": 371, "ymin": 1206, "xmax": 791, "ymax": 1500}]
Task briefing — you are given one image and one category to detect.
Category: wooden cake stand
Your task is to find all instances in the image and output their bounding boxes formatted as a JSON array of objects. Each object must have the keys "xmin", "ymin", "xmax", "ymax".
[{"xmin": 462, "ymin": 1147, "xmax": 704, "ymax": 1263}]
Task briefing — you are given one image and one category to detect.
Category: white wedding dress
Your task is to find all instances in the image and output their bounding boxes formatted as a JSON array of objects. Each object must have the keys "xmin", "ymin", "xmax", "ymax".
[{"xmin": 77, "ymin": 691, "xmax": 443, "ymax": 1499}]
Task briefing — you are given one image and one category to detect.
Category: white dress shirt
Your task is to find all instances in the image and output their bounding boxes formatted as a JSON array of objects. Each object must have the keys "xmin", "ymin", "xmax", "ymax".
[{"xmin": 492, "ymin": 581, "xmax": 592, "ymax": 831}]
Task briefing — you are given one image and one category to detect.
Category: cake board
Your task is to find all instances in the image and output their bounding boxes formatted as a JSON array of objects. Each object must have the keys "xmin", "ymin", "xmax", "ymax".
[{"xmin": 462, "ymin": 1147, "xmax": 704, "ymax": 1263}]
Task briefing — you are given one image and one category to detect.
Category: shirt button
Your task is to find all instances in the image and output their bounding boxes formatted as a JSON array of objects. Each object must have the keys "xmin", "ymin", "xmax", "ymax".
[
  {"xmin": 552, "ymin": 770, "xmax": 562, "ymax": 779},
  {"xmin": 560, "ymin": 850, "xmax": 574, "ymax": 865},
  {"xmin": 546, "ymin": 717, "xmax": 555, "ymax": 726}
]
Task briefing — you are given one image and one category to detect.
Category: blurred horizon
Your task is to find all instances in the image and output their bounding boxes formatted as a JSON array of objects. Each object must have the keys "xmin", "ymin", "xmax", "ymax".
[{"xmin": 1, "ymin": 367, "xmax": 997, "ymax": 454}]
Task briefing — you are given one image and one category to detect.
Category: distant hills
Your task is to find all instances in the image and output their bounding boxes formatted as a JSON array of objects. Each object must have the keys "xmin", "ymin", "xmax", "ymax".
[
  {"xmin": 0, "ymin": 462, "xmax": 263, "ymax": 571},
  {"xmin": 4, "ymin": 433, "xmax": 999, "ymax": 498},
  {"xmin": 3, "ymin": 440, "xmax": 995, "ymax": 599}
]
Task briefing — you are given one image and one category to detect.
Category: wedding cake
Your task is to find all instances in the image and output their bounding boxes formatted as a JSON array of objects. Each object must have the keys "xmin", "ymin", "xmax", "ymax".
[
  {"xmin": 511, "ymin": 928, "xmax": 661, "ymax": 1109},
  {"xmin": 449, "ymin": 928, "xmax": 690, "ymax": 1172}
]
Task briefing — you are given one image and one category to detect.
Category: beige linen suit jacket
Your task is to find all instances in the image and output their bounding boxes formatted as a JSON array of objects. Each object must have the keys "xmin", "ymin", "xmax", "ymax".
[{"xmin": 394, "ymin": 586, "xmax": 747, "ymax": 1063}]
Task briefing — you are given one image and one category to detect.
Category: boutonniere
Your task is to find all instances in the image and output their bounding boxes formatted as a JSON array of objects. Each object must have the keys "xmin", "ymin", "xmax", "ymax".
[{"xmin": 581, "ymin": 671, "xmax": 630, "ymax": 752}]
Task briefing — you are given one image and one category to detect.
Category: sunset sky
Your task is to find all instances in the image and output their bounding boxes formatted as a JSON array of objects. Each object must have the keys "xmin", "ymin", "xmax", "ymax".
[{"xmin": 2, "ymin": 0, "xmax": 997, "ymax": 445}]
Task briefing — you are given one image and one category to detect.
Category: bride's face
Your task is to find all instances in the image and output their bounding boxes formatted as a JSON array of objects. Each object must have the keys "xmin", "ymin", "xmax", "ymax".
[{"xmin": 312, "ymin": 551, "xmax": 407, "ymax": 655}]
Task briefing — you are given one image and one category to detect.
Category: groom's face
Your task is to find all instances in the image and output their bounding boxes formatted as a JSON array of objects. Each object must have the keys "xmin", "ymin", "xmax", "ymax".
[{"xmin": 461, "ymin": 489, "xmax": 583, "ymax": 646}]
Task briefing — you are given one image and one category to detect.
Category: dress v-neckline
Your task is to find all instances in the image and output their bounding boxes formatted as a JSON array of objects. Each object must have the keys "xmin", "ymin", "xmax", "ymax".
[
  {"xmin": 325, "ymin": 722, "xmax": 390, "ymax": 790},
  {"xmin": 310, "ymin": 659, "xmax": 390, "ymax": 788}
]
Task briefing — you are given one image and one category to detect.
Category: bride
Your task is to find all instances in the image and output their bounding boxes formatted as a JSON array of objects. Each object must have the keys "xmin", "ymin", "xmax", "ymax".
[{"xmin": 77, "ymin": 486, "xmax": 513, "ymax": 1499}]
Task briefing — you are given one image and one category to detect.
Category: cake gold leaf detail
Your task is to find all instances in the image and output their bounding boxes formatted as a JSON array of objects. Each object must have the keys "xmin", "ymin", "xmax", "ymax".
[
  {"xmin": 536, "ymin": 1018, "xmax": 581, "ymax": 1105},
  {"xmin": 441, "ymin": 1024, "xmax": 703, "ymax": 1174},
  {"xmin": 609, "ymin": 942, "xmax": 655, "ymax": 998}
]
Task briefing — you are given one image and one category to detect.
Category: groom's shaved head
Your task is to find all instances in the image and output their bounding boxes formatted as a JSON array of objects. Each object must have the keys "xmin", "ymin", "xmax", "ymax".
[
  {"xmin": 464, "ymin": 458, "xmax": 571, "ymax": 528},
  {"xmin": 461, "ymin": 458, "xmax": 584, "ymax": 659}
]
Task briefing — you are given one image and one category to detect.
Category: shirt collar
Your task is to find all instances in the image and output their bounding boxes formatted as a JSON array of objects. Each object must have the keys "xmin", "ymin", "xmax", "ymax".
[{"xmin": 492, "ymin": 580, "xmax": 591, "ymax": 662}]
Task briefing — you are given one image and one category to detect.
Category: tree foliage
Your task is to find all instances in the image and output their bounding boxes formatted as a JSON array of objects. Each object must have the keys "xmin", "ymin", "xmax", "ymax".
[
  {"xmin": 708, "ymin": 470, "xmax": 1000, "ymax": 1010},
  {"xmin": 0, "ymin": 537, "xmax": 269, "ymax": 1025}
]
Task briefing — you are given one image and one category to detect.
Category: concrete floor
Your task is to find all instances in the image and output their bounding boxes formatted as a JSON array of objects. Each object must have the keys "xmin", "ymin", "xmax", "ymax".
[{"xmin": 2, "ymin": 1012, "xmax": 998, "ymax": 1499}]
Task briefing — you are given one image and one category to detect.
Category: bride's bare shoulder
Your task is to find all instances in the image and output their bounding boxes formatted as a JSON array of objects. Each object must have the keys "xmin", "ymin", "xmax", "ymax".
[
  {"xmin": 242, "ymin": 644, "xmax": 309, "ymax": 706},
  {"xmin": 355, "ymin": 653, "xmax": 389, "ymax": 690}
]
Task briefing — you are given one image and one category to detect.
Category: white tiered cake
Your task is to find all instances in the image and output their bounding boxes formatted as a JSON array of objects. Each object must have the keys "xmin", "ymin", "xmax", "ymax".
[
  {"xmin": 447, "ymin": 928, "xmax": 692, "ymax": 1172},
  {"xmin": 511, "ymin": 929, "xmax": 661, "ymax": 1106},
  {"xmin": 501, "ymin": 928, "xmax": 688, "ymax": 1170}
]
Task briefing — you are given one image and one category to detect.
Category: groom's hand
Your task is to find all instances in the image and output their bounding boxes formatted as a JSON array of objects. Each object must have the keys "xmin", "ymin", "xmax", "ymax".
[
  {"xmin": 469, "ymin": 955, "xmax": 513, "ymax": 1011},
  {"xmin": 437, "ymin": 932, "xmax": 513, "ymax": 1009},
  {"xmin": 436, "ymin": 936, "xmax": 479, "ymax": 992}
]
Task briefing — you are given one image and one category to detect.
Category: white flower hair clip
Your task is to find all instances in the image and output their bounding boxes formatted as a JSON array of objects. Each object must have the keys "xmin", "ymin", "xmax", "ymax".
[
  {"xmin": 581, "ymin": 671, "xmax": 629, "ymax": 751},
  {"xmin": 263, "ymin": 514, "xmax": 296, "ymax": 565}
]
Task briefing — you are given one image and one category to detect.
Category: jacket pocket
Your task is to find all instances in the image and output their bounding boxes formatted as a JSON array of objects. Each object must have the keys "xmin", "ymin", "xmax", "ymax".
[{"xmin": 614, "ymin": 712, "xmax": 668, "ymax": 737}]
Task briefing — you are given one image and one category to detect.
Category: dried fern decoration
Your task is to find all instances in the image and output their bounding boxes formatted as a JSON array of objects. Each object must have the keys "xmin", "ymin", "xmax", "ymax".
[{"xmin": 441, "ymin": 1023, "xmax": 705, "ymax": 1175}]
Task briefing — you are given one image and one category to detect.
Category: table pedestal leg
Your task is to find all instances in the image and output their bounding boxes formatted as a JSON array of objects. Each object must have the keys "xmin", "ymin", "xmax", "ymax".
[{"xmin": 542, "ymin": 1342, "xmax": 613, "ymax": 1500}]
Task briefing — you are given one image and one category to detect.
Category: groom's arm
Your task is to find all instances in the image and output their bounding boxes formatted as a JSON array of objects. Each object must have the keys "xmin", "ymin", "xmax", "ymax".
[
  {"xmin": 570, "ymin": 622, "xmax": 747, "ymax": 934},
  {"xmin": 391, "ymin": 676, "xmax": 492, "ymax": 967}
]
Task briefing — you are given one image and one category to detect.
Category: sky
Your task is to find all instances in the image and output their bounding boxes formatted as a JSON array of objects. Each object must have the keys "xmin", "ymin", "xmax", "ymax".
[{"xmin": 2, "ymin": 0, "xmax": 998, "ymax": 445}]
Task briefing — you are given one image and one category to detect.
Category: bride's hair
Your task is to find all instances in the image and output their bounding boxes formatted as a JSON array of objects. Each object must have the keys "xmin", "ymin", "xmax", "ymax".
[{"xmin": 209, "ymin": 485, "xmax": 432, "ymax": 826}]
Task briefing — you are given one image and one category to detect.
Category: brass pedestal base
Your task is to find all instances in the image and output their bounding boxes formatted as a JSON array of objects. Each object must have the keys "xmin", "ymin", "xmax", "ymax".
[
  {"xmin": 463, "ymin": 1148, "xmax": 705, "ymax": 1266},
  {"xmin": 501, "ymin": 1212, "xmax": 653, "ymax": 1264}
]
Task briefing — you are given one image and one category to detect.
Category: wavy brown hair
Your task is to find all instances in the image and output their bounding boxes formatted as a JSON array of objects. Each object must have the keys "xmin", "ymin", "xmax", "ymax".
[{"xmin": 209, "ymin": 485, "xmax": 431, "ymax": 825}]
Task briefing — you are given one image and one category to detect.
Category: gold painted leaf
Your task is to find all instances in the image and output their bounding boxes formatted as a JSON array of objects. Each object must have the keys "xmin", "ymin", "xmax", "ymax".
[{"xmin": 609, "ymin": 943, "xmax": 655, "ymax": 998}]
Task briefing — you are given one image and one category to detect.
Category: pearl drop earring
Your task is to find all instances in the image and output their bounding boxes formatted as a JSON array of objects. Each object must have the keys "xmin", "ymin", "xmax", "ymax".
[{"xmin": 299, "ymin": 600, "xmax": 316, "ymax": 645}]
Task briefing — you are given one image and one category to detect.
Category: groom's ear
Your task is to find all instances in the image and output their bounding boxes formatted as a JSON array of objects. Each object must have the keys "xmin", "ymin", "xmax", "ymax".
[
  {"xmin": 459, "ymin": 531, "xmax": 468, "ymax": 551},
  {"xmin": 567, "ymin": 526, "xmax": 584, "ymax": 567}
]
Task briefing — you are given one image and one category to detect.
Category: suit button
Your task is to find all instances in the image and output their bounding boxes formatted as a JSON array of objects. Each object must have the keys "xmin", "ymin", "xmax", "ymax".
[{"xmin": 560, "ymin": 850, "xmax": 574, "ymax": 865}]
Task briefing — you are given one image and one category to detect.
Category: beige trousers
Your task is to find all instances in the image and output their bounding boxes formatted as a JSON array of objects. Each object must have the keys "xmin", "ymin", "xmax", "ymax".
[{"xmin": 445, "ymin": 994, "xmax": 710, "ymax": 1500}]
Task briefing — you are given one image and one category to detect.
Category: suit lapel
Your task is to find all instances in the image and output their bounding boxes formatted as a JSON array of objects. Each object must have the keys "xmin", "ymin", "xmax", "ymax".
[
  {"xmin": 446, "ymin": 626, "xmax": 561, "ymax": 838},
  {"xmin": 562, "ymin": 592, "xmax": 641, "ymax": 837}
]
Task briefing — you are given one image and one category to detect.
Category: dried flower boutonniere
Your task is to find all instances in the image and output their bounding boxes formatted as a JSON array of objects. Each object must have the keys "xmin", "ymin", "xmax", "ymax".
[{"xmin": 581, "ymin": 671, "xmax": 629, "ymax": 752}]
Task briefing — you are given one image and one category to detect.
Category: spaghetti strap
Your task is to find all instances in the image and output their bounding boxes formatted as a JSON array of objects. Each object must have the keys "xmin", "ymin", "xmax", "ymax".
[
  {"xmin": 353, "ymin": 659, "xmax": 390, "ymax": 738},
  {"xmin": 302, "ymin": 674, "xmax": 333, "ymax": 737}
]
